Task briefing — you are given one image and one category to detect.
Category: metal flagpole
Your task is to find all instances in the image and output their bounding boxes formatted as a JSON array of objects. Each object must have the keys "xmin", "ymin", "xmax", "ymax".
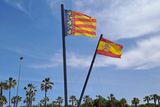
[
  {"xmin": 61, "ymin": 4, "xmax": 68, "ymax": 107},
  {"xmin": 15, "ymin": 57, "xmax": 23, "ymax": 107},
  {"xmin": 77, "ymin": 34, "xmax": 103, "ymax": 107}
]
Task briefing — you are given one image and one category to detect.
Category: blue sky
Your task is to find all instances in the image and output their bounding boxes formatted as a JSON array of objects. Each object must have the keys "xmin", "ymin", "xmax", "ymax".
[{"xmin": 1, "ymin": 0, "xmax": 160, "ymax": 106}]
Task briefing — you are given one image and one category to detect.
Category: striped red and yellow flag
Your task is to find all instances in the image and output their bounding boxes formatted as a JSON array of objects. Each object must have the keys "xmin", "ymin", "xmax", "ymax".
[
  {"xmin": 96, "ymin": 37, "xmax": 123, "ymax": 58},
  {"xmin": 65, "ymin": 10, "xmax": 96, "ymax": 38}
]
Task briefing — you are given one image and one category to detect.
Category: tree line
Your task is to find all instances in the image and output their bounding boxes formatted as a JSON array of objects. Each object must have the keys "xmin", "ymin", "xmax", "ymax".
[
  {"xmin": 0, "ymin": 77, "xmax": 160, "ymax": 107},
  {"xmin": 0, "ymin": 77, "xmax": 53, "ymax": 107}
]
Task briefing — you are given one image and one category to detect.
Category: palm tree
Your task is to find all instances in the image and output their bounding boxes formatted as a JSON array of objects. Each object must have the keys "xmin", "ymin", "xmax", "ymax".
[
  {"xmin": 41, "ymin": 77, "xmax": 54, "ymax": 107},
  {"xmin": 157, "ymin": 95, "xmax": 160, "ymax": 106},
  {"xmin": 11, "ymin": 96, "xmax": 21, "ymax": 107},
  {"xmin": 0, "ymin": 82, "xmax": 7, "ymax": 97},
  {"xmin": 94, "ymin": 95, "xmax": 106, "ymax": 107},
  {"xmin": 143, "ymin": 96, "xmax": 150, "ymax": 104},
  {"xmin": 6, "ymin": 77, "xmax": 16, "ymax": 107},
  {"xmin": 131, "ymin": 97, "xmax": 140, "ymax": 107},
  {"xmin": 24, "ymin": 97, "xmax": 29, "ymax": 107},
  {"xmin": 56, "ymin": 96, "xmax": 63, "ymax": 107},
  {"xmin": 150, "ymin": 94, "xmax": 158, "ymax": 106},
  {"xmin": 119, "ymin": 98, "xmax": 127, "ymax": 107},
  {"xmin": 69, "ymin": 95, "xmax": 77, "ymax": 107},
  {"xmin": 0, "ymin": 83, "xmax": 3, "ymax": 97},
  {"xmin": 39, "ymin": 97, "xmax": 49, "ymax": 107},
  {"xmin": 24, "ymin": 83, "xmax": 37, "ymax": 107},
  {"xmin": 108, "ymin": 94, "xmax": 116, "ymax": 107},
  {"xmin": 0, "ymin": 96, "xmax": 7, "ymax": 107},
  {"xmin": 0, "ymin": 82, "xmax": 7, "ymax": 107},
  {"xmin": 52, "ymin": 100, "xmax": 58, "ymax": 107},
  {"xmin": 83, "ymin": 95, "xmax": 93, "ymax": 107}
]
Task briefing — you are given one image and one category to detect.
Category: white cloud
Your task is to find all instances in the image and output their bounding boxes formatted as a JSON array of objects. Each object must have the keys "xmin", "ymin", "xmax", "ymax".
[
  {"xmin": 47, "ymin": 0, "xmax": 67, "ymax": 11},
  {"xmin": 25, "ymin": 0, "xmax": 160, "ymax": 70},
  {"xmin": 85, "ymin": 36, "xmax": 160, "ymax": 70},
  {"xmin": 74, "ymin": 0, "xmax": 160, "ymax": 40},
  {"xmin": 67, "ymin": 53, "xmax": 91, "ymax": 68},
  {"xmin": 3, "ymin": 0, "xmax": 31, "ymax": 15},
  {"xmin": 29, "ymin": 52, "xmax": 91, "ymax": 69},
  {"xmin": 30, "ymin": 52, "xmax": 62, "ymax": 69},
  {"xmin": 31, "ymin": 36, "xmax": 160, "ymax": 70},
  {"xmin": 46, "ymin": 0, "xmax": 55, "ymax": 10}
]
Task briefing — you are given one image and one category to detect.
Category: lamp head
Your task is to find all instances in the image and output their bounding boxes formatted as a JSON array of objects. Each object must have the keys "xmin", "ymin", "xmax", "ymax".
[{"xmin": 20, "ymin": 57, "xmax": 23, "ymax": 60}]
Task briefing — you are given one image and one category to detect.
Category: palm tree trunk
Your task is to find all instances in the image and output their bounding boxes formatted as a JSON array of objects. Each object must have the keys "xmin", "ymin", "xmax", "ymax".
[
  {"xmin": 0, "ymin": 87, "xmax": 3, "ymax": 107},
  {"xmin": 0, "ymin": 87, "xmax": 2, "ymax": 97},
  {"xmin": 72, "ymin": 100, "xmax": 74, "ymax": 107},
  {"xmin": 29, "ymin": 96, "xmax": 32, "ymax": 107},
  {"xmin": 111, "ymin": 102, "xmax": 114, "ymax": 107},
  {"xmin": 27, "ymin": 102, "xmax": 29, "ymax": 107},
  {"xmin": 0, "ymin": 103, "xmax": 2, "ymax": 107},
  {"xmin": 31, "ymin": 100, "xmax": 32, "ymax": 107},
  {"xmin": 28, "ymin": 100, "xmax": 31, "ymax": 107},
  {"xmin": 45, "ymin": 90, "xmax": 47, "ymax": 107},
  {"xmin": 135, "ymin": 104, "xmax": 137, "ymax": 107},
  {"xmin": 59, "ymin": 102, "xmax": 61, "ymax": 107},
  {"xmin": 9, "ymin": 88, "xmax": 11, "ymax": 107},
  {"xmin": 29, "ymin": 99, "xmax": 31, "ymax": 107},
  {"xmin": 98, "ymin": 100, "xmax": 100, "ymax": 107},
  {"xmin": 154, "ymin": 99, "xmax": 156, "ymax": 106}
]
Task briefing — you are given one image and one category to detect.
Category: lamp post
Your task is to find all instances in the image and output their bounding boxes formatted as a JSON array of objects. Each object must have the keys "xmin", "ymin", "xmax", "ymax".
[{"xmin": 15, "ymin": 57, "xmax": 23, "ymax": 107}]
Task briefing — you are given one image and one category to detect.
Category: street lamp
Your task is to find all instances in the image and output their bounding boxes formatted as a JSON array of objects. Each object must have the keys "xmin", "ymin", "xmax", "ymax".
[{"xmin": 15, "ymin": 57, "xmax": 23, "ymax": 107}]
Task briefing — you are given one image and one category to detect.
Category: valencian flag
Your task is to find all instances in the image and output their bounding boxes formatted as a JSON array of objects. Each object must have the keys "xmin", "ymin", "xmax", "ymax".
[
  {"xmin": 64, "ymin": 10, "xmax": 96, "ymax": 38},
  {"xmin": 96, "ymin": 37, "xmax": 123, "ymax": 58}
]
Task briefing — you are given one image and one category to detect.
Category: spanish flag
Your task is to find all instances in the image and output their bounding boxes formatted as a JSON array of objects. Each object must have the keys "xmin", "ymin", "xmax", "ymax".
[
  {"xmin": 96, "ymin": 37, "xmax": 123, "ymax": 58},
  {"xmin": 65, "ymin": 10, "xmax": 96, "ymax": 38}
]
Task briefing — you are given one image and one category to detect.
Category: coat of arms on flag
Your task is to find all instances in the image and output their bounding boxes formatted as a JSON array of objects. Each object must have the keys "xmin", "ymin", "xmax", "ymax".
[{"xmin": 64, "ymin": 10, "xmax": 96, "ymax": 38}]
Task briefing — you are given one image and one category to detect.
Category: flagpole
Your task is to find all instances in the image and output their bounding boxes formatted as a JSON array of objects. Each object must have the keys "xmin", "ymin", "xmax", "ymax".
[
  {"xmin": 15, "ymin": 57, "xmax": 23, "ymax": 107},
  {"xmin": 61, "ymin": 4, "xmax": 68, "ymax": 107},
  {"xmin": 77, "ymin": 34, "xmax": 103, "ymax": 107}
]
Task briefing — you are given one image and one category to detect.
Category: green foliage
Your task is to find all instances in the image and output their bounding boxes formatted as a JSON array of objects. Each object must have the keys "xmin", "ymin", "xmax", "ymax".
[
  {"xmin": 83, "ymin": 95, "xmax": 93, "ymax": 107},
  {"xmin": 41, "ymin": 77, "xmax": 54, "ymax": 107},
  {"xmin": 119, "ymin": 98, "xmax": 127, "ymax": 107},
  {"xmin": 39, "ymin": 97, "xmax": 49, "ymax": 107},
  {"xmin": 24, "ymin": 83, "xmax": 37, "ymax": 107},
  {"xmin": 2, "ymin": 78, "xmax": 160, "ymax": 107},
  {"xmin": 6, "ymin": 77, "xmax": 16, "ymax": 89},
  {"xmin": 94, "ymin": 95, "xmax": 106, "ymax": 107},
  {"xmin": 69, "ymin": 95, "xmax": 77, "ymax": 106},
  {"xmin": 56, "ymin": 96, "xmax": 63, "ymax": 107},
  {"xmin": 6, "ymin": 77, "xmax": 17, "ymax": 107},
  {"xmin": 139, "ymin": 104, "xmax": 159, "ymax": 107},
  {"xmin": 19, "ymin": 103, "xmax": 160, "ymax": 107},
  {"xmin": 11, "ymin": 96, "xmax": 22, "ymax": 107},
  {"xmin": 150, "ymin": 94, "xmax": 158, "ymax": 106},
  {"xmin": 132, "ymin": 97, "xmax": 140, "ymax": 107},
  {"xmin": 0, "ymin": 95, "xmax": 7, "ymax": 106},
  {"xmin": 41, "ymin": 78, "xmax": 54, "ymax": 92}
]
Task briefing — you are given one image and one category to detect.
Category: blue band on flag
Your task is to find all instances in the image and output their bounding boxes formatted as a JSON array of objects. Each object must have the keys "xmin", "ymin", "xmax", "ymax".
[{"xmin": 64, "ymin": 10, "xmax": 72, "ymax": 36}]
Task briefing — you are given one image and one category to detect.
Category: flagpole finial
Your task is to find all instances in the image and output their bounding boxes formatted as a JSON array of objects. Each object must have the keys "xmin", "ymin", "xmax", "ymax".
[{"xmin": 100, "ymin": 34, "xmax": 103, "ymax": 37}]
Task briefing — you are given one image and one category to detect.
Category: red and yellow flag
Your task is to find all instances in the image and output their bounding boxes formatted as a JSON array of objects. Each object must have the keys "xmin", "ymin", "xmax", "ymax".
[
  {"xmin": 65, "ymin": 10, "xmax": 96, "ymax": 38},
  {"xmin": 96, "ymin": 37, "xmax": 123, "ymax": 58}
]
